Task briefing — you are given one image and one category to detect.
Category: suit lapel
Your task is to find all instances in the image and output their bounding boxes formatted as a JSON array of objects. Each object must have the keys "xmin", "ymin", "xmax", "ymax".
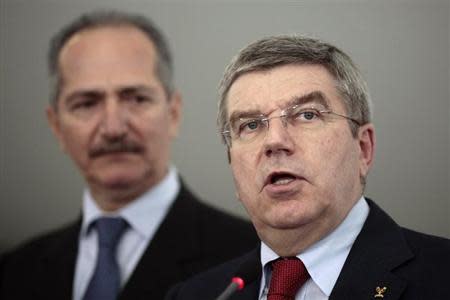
[
  {"xmin": 119, "ymin": 183, "xmax": 204, "ymax": 299},
  {"xmin": 330, "ymin": 199, "xmax": 413, "ymax": 300},
  {"xmin": 35, "ymin": 219, "xmax": 80, "ymax": 299}
]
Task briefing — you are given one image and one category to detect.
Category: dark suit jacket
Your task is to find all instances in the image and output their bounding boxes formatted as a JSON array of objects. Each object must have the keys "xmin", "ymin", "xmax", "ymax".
[
  {"xmin": 0, "ymin": 182, "xmax": 258, "ymax": 300},
  {"xmin": 166, "ymin": 199, "xmax": 450, "ymax": 300}
]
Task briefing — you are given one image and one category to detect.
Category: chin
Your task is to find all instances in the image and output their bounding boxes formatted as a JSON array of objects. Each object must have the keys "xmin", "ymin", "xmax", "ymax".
[
  {"xmin": 268, "ymin": 216, "xmax": 309, "ymax": 229},
  {"xmin": 263, "ymin": 204, "xmax": 320, "ymax": 229},
  {"xmin": 105, "ymin": 179, "xmax": 136, "ymax": 189},
  {"xmin": 92, "ymin": 169, "xmax": 147, "ymax": 189},
  {"xmin": 97, "ymin": 177, "xmax": 136, "ymax": 190}
]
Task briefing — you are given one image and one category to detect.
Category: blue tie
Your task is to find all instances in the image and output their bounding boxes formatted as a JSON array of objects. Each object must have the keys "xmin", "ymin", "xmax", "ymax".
[{"xmin": 83, "ymin": 217, "xmax": 128, "ymax": 300}]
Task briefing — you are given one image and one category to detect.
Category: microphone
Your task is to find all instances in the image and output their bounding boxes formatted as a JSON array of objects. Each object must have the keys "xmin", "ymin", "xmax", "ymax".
[{"xmin": 215, "ymin": 255, "xmax": 260, "ymax": 300}]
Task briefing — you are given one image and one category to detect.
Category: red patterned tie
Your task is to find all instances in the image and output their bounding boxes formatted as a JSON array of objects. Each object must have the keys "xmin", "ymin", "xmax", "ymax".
[{"xmin": 267, "ymin": 257, "xmax": 309, "ymax": 300}]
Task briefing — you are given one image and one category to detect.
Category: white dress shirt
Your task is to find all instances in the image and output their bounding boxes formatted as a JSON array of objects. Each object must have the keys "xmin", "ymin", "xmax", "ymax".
[
  {"xmin": 259, "ymin": 197, "xmax": 369, "ymax": 300},
  {"xmin": 73, "ymin": 166, "xmax": 180, "ymax": 300}
]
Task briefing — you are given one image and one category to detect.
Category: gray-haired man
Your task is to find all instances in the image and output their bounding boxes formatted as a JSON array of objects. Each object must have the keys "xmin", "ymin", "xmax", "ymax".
[{"xmin": 166, "ymin": 35, "xmax": 450, "ymax": 300}]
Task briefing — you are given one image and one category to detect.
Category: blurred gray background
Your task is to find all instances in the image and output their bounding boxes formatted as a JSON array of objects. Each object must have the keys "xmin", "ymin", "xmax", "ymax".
[{"xmin": 1, "ymin": 0, "xmax": 449, "ymax": 254}]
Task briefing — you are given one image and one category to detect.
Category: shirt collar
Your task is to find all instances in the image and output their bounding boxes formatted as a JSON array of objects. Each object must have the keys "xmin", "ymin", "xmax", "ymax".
[
  {"xmin": 260, "ymin": 196, "xmax": 369, "ymax": 296},
  {"xmin": 80, "ymin": 165, "xmax": 180, "ymax": 238}
]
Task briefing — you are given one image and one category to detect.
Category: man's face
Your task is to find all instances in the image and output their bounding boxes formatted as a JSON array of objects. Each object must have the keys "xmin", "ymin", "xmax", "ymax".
[
  {"xmin": 227, "ymin": 64, "xmax": 374, "ymax": 243},
  {"xmin": 47, "ymin": 26, "xmax": 181, "ymax": 200}
]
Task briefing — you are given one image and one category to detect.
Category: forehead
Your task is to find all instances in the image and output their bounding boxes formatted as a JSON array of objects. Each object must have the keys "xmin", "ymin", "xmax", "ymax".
[
  {"xmin": 226, "ymin": 64, "xmax": 343, "ymax": 115},
  {"xmin": 59, "ymin": 25, "xmax": 158, "ymax": 80}
]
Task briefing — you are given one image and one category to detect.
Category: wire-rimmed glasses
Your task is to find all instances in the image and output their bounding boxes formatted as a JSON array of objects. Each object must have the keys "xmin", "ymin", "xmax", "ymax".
[{"xmin": 221, "ymin": 103, "xmax": 360, "ymax": 147}]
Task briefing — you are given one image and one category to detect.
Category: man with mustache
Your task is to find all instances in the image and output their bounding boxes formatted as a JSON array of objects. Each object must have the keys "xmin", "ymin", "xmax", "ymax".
[
  {"xmin": 166, "ymin": 35, "xmax": 450, "ymax": 299},
  {"xmin": 0, "ymin": 10, "xmax": 257, "ymax": 300}
]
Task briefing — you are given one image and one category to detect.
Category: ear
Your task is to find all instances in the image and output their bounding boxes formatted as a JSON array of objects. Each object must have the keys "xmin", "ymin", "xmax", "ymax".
[
  {"xmin": 46, "ymin": 106, "xmax": 67, "ymax": 152},
  {"xmin": 357, "ymin": 123, "xmax": 376, "ymax": 179},
  {"xmin": 168, "ymin": 91, "xmax": 182, "ymax": 139}
]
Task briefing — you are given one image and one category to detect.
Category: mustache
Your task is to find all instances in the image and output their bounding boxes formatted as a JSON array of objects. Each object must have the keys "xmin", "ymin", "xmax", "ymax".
[{"xmin": 89, "ymin": 140, "xmax": 143, "ymax": 158}]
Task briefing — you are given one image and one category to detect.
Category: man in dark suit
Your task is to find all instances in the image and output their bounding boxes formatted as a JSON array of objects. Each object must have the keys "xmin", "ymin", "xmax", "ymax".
[
  {"xmin": 166, "ymin": 35, "xmax": 450, "ymax": 299},
  {"xmin": 0, "ymin": 11, "xmax": 257, "ymax": 300}
]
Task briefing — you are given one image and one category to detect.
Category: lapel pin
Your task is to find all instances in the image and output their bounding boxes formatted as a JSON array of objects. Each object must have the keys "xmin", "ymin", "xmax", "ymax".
[{"xmin": 374, "ymin": 286, "xmax": 387, "ymax": 298}]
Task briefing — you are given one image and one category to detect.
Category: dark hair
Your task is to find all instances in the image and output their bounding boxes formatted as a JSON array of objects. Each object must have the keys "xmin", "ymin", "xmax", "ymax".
[{"xmin": 48, "ymin": 10, "xmax": 173, "ymax": 107}]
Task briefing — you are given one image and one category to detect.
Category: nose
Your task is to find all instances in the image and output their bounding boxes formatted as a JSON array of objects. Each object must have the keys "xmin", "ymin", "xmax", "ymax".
[
  {"xmin": 99, "ymin": 100, "xmax": 128, "ymax": 141},
  {"xmin": 263, "ymin": 117, "xmax": 295, "ymax": 157}
]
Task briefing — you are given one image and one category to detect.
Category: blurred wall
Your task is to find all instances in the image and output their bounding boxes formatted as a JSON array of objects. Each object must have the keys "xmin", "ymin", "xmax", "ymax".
[{"xmin": 1, "ymin": 0, "xmax": 449, "ymax": 254}]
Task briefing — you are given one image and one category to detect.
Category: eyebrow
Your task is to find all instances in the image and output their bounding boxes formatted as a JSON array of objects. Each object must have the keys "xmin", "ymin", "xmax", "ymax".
[
  {"xmin": 228, "ymin": 90, "xmax": 331, "ymax": 124},
  {"xmin": 64, "ymin": 90, "xmax": 104, "ymax": 106},
  {"xmin": 119, "ymin": 85, "xmax": 157, "ymax": 95},
  {"xmin": 286, "ymin": 91, "xmax": 330, "ymax": 109},
  {"xmin": 118, "ymin": 85, "xmax": 158, "ymax": 98},
  {"xmin": 64, "ymin": 85, "xmax": 157, "ymax": 105}
]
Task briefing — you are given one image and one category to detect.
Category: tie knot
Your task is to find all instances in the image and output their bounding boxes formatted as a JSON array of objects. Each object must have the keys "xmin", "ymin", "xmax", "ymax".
[
  {"xmin": 268, "ymin": 257, "xmax": 309, "ymax": 300},
  {"xmin": 95, "ymin": 217, "xmax": 128, "ymax": 248}
]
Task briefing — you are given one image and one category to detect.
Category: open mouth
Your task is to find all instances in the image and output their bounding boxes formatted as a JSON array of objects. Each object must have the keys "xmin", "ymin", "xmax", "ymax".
[{"xmin": 267, "ymin": 172, "xmax": 298, "ymax": 186}]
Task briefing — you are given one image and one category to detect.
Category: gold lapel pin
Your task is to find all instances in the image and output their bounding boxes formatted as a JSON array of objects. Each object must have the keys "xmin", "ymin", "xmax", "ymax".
[{"xmin": 374, "ymin": 286, "xmax": 387, "ymax": 298}]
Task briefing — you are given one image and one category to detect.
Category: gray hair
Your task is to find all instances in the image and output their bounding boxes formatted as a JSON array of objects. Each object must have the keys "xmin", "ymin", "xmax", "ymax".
[
  {"xmin": 218, "ymin": 35, "xmax": 372, "ymax": 145},
  {"xmin": 48, "ymin": 10, "xmax": 173, "ymax": 108}
]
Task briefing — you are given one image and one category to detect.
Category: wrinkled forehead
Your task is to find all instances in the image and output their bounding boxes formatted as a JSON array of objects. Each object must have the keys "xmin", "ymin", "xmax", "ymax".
[{"xmin": 226, "ymin": 64, "xmax": 344, "ymax": 118}]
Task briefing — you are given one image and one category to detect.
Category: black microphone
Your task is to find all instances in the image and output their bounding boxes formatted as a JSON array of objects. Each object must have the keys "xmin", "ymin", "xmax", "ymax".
[{"xmin": 215, "ymin": 255, "xmax": 260, "ymax": 300}]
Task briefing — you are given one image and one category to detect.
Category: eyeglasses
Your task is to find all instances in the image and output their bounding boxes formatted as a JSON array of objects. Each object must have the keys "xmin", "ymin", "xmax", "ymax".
[{"xmin": 222, "ymin": 104, "xmax": 360, "ymax": 147}]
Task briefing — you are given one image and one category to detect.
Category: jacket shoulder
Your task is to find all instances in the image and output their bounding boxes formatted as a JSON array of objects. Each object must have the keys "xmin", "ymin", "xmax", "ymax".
[
  {"xmin": 401, "ymin": 227, "xmax": 450, "ymax": 261},
  {"xmin": 176, "ymin": 183, "xmax": 259, "ymax": 256},
  {"xmin": 2, "ymin": 220, "xmax": 80, "ymax": 262},
  {"xmin": 1, "ymin": 220, "xmax": 79, "ymax": 277},
  {"xmin": 0, "ymin": 220, "xmax": 80, "ymax": 299},
  {"xmin": 192, "ymin": 199, "xmax": 257, "ymax": 250}
]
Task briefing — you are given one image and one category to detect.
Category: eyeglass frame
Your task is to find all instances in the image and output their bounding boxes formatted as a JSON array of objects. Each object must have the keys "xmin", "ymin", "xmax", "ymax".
[{"xmin": 221, "ymin": 103, "xmax": 361, "ymax": 148}]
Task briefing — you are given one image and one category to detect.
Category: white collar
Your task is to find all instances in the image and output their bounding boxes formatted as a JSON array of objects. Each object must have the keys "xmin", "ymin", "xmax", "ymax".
[{"xmin": 80, "ymin": 165, "xmax": 180, "ymax": 239}]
